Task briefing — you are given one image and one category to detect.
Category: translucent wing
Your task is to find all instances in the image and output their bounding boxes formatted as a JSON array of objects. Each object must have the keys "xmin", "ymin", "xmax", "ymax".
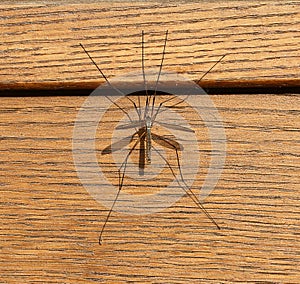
[
  {"xmin": 101, "ymin": 129, "xmax": 141, "ymax": 155},
  {"xmin": 152, "ymin": 132, "xmax": 183, "ymax": 151},
  {"xmin": 155, "ymin": 121, "xmax": 194, "ymax": 133},
  {"xmin": 116, "ymin": 120, "xmax": 144, "ymax": 130}
]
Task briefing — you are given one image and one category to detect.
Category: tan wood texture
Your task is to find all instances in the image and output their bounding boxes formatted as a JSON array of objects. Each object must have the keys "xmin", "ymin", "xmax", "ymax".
[
  {"xmin": 0, "ymin": 95, "xmax": 299, "ymax": 283},
  {"xmin": 0, "ymin": 1, "xmax": 300, "ymax": 283},
  {"xmin": 0, "ymin": 1, "xmax": 300, "ymax": 90}
]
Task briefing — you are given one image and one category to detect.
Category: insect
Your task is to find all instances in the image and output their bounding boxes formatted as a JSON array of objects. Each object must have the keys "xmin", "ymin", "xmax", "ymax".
[{"xmin": 80, "ymin": 31, "xmax": 225, "ymax": 244}]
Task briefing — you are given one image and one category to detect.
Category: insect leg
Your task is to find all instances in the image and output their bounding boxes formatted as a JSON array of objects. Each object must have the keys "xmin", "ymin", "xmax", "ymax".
[
  {"xmin": 150, "ymin": 30, "xmax": 168, "ymax": 119},
  {"xmin": 140, "ymin": 30, "xmax": 147, "ymax": 119},
  {"xmin": 151, "ymin": 54, "xmax": 227, "ymax": 123},
  {"xmin": 80, "ymin": 43, "xmax": 140, "ymax": 121},
  {"xmin": 99, "ymin": 131, "xmax": 146, "ymax": 244},
  {"xmin": 152, "ymin": 144, "xmax": 220, "ymax": 230}
]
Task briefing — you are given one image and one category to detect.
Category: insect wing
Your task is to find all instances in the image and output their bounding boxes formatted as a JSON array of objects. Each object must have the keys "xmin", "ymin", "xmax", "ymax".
[
  {"xmin": 116, "ymin": 120, "xmax": 144, "ymax": 130},
  {"xmin": 155, "ymin": 121, "xmax": 195, "ymax": 133}
]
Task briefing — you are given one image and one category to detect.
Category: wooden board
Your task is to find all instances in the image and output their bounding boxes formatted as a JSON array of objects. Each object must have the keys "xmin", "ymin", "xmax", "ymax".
[
  {"xmin": 1, "ymin": 1, "xmax": 300, "ymax": 283},
  {"xmin": 0, "ymin": 94, "xmax": 299, "ymax": 283},
  {"xmin": 0, "ymin": 1, "xmax": 300, "ymax": 90}
]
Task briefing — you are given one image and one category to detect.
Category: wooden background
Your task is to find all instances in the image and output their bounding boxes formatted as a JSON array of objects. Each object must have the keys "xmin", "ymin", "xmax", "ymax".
[{"xmin": 0, "ymin": 1, "xmax": 299, "ymax": 283}]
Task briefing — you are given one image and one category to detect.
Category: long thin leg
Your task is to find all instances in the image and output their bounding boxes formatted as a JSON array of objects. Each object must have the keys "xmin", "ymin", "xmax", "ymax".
[
  {"xmin": 195, "ymin": 54, "xmax": 227, "ymax": 85},
  {"xmin": 98, "ymin": 169, "xmax": 124, "ymax": 245},
  {"xmin": 153, "ymin": 30, "xmax": 168, "ymax": 94},
  {"xmin": 152, "ymin": 144, "xmax": 220, "ymax": 230},
  {"xmin": 150, "ymin": 30, "xmax": 169, "ymax": 119},
  {"xmin": 151, "ymin": 54, "xmax": 227, "ymax": 123},
  {"xmin": 151, "ymin": 94, "xmax": 176, "ymax": 123},
  {"xmin": 141, "ymin": 30, "xmax": 147, "ymax": 119},
  {"xmin": 80, "ymin": 43, "xmax": 140, "ymax": 121},
  {"xmin": 80, "ymin": 43, "xmax": 125, "ymax": 96},
  {"xmin": 118, "ymin": 130, "xmax": 146, "ymax": 174},
  {"xmin": 173, "ymin": 148, "xmax": 220, "ymax": 229},
  {"xmin": 99, "ymin": 131, "xmax": 146, "ymax": 244}
]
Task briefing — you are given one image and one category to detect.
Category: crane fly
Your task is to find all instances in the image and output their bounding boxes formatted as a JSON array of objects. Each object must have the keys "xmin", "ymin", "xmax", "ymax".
[{"xmin": 80, "ymin": 31, "xmax": 225, "ymax": 244}]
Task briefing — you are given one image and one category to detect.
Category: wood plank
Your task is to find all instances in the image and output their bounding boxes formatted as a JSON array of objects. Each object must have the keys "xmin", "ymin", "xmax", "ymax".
[
  {"xmin": 0, "ymin": 1, "xmax": 300, "ymax": 90},
  {"xmin": 0, "ymin": 94, "xmax": 299, "ymax": 283}
]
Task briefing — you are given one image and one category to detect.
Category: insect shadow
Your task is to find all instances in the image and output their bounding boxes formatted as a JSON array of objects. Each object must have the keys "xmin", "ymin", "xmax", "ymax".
[{"xmin": 80, "ymin": 31, "xmax": 225, "ymax": 244}]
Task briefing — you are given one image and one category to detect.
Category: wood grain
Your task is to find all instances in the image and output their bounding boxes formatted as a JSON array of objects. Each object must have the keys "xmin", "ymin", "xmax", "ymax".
[
  {"xmin": 0, "ymin": 1, "xmax": 300, "ymax": 91},
  {"xmin": 0, "ymin": 94, "xmax": 299, "ymax": 283},
  {"xmin": 1, "ymin": 1, "xmax": 300, "ymax": 283}
]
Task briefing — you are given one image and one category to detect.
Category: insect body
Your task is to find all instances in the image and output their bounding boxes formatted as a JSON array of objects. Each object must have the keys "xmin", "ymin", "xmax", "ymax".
[
  {"xmin": 145, "ymin": 115, "xmax": 152, "ymax": 163},
  {"xmin": 80, "ymin": 31, "xmax": 225, "ymax": 244}
]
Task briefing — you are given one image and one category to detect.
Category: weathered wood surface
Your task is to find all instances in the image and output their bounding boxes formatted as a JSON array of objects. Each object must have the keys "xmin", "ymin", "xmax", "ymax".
[
  {"xmin": 0, "ymin": 1, "xmax": 300, "ymax": 90},
  {"xmin": 0, "ymin": 94, "xmax": 299, "ymax": 283},
  {"xmin": 1, "ymin": 1, "xmax": 300, "ymax": 283}
]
